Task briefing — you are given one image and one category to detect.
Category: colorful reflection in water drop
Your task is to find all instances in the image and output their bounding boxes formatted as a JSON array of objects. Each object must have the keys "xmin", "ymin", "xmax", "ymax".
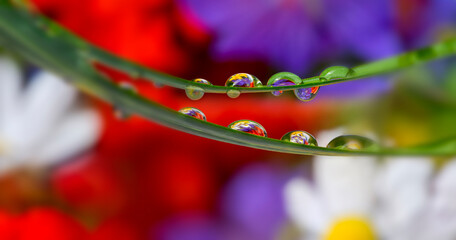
[
  {"xmin": 267, "ymin": 72, "xmax": 302, "ymax": 96},
  {"xmin": 228, "ymin": 120, "xmax": 267, "ymax": 137},
  {"xmin": 225, "ymin": 73, "xmax": 262, "ymax": 88},
  {"xmin": 268, "ymin": 72, "xmax": 302, "ymax": 96},
  {"xmin": 281, "ymin": 131, "xmax": 318, "ymax": 146},
  {"xmin": 185, "ymin": 86, "xmax": 205, "ymax": 100},
  {"xmin": 178, "ymin": 107, "xmax": 207, "ymax": 121},
  {"xmin": 270, "ymin": 79, "xmax": 295, "ymax": 96},
  {"xmin": 185, "ymin": 78, "xmax": 212, "ymax": 100},
  {"xmin": 194, "ymin": 78, "xmax": 212, "ymax": 85},
  {"xmin": 326, "ymin": 135, "xmax": 375, "ymax": 150},
  {"xmin": 294, "ymin": 86, "xmax": 319, "ymax": 102}
]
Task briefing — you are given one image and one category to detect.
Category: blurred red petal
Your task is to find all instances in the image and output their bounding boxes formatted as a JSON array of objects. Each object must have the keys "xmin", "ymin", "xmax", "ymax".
[
  {"xmin": 0, "ymin": 210, "xmax": 17, "ymax": 240},
  {"xmin": 91, "ymin": 219, "xmax": 141, "ymax": 240},
  {"xmin": 52, "ymin": 155, "xmax": 127, "ymax": 216},
  {"xmin": 17, "ymin": 208, "xmax": 89, "ymax": 240}
]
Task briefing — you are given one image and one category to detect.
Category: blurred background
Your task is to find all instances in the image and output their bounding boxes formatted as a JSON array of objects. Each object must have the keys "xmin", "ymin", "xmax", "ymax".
[{"xmin": 0, "ymin": 0, "xmax": 456, "ymax": 239}]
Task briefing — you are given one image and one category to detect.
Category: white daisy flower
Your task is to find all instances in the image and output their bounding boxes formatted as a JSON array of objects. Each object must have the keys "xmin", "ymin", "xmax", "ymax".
[
  {"xmin": 284, "ymin": 129, "xmax": 456, "ymax": 240},
  {"xmin": 0, "ymin": 56, "xmax": 102, "ymax": 174}
]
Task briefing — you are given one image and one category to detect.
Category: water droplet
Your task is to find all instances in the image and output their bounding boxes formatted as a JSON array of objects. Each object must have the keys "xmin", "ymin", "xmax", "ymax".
[
  {"xmin": 326, "ymin": 135, "xmax": 375, "ymax": 150},
  {"xmin": 116, "ymin": 81, "xmax": 136, "ymax": 117},
  {"xmin": 130, "ymin": 70, "xmax": 141, "ymax": 80},
  {"xmin": 319, "ymin": 66, "xmax": 354, "ymax": 81},
  {"xmin": 294, "ymin": 87, "xmax": 319, "ymax": 102},
  {"xmin": 119, "ymin": 82, "xmax": 138, "ymax": 93},
  {"xmin": 227, "ymin": 89, "xmax": 241, "ymax": 98},
  {"xmin": 228, "ymin": 120, "xmax": 267, "ymax": 137},
  {"xmin": 193, "ymin": 78, "xmax": 212, "ymax": 85},
  {"xmin": 267, "ymin": 72, "xmax": 301, "ymax": 96},
  {"xmin": 114, "ymin": 107, "xmax": 131, "ymax": 120},
  {"xmin": 185, "ymin": 78, "xmax": 211, "ymax": 100},
  {"xmin": 281, "ymin": 131, "xmax": 318, "ymax": 146},
  {"xmin": 185, "ymin": 86, "xmax": 205, "ymax": 100},
  {"xmin": 178, "ymin": 107, "xmax": 207, "ymax": 121},
  {"xmin": 226, "ymin": 73, "xmax": 262, "ymax": 88},
  {"xmin": 153, "ymin": 82, "xmax": 164, "ymax": 88}
]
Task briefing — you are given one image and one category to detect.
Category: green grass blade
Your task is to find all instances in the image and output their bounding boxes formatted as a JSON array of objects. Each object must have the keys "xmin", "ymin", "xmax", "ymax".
[{"xmin": 0, "ymin": 0, "xmax": 455, "ymax": 156}]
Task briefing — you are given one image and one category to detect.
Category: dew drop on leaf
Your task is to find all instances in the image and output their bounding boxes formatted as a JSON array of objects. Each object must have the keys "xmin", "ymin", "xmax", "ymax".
[
  {"xmin": 185, "ymin": 78, "xmax": 211, "ymax": 100},
  {"xmin": 294, "ymin": 87, "xmax": 319, "ymax": 102},
  {"xmin": 119, "ymin": 81, "xmax": 138, "ymax": 94},
  {"xmin": 227, "ymin": 89, "xmax": 241, "ymax": 98},
  {"xmin": 319, "ymin": 66, "xmax": 354, "ymax": 81},
  {"xmin": 193, "ymin": 78, "xmax": 212, "ymax": 85},
  {"xmin": 228, "ymin": 120, "xmax": 267, "ymax": 137},
  {"xmin": 267, "ymin": 72, "xmax": 301, "ymax": 96},
  {"xmin": 114, "ymin": 82, "xmax": 137, "ymax": 119},
  {"xmin": 114, "ymin": 107, "xmax": 131, "ymax": 120},
  {"xmin": 225, "ymin": 73, "xmax": 262, "ymax": 88},
  {"xmin": 326, "ymin": 135, "xmax": 375, "ymax": 150},
  {"xmin": 185, "ymin": 86, "xmax": 205, "ymax": 100},
  {"xmin": 153, "ymin": 82, "xmax": 164, "ymax": 88},
  {"xmin": 178, "ymin": 107, "xmax": 207, "ymax": 121},
  {"xmin": 281, "ymin": 131, "xmax": 318, "ymax": 146}
]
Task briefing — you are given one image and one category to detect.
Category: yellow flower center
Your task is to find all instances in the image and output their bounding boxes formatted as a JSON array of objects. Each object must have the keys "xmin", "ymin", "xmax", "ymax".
[{"xmin": 324, "ymin": 217, "xmax": 376, "ymax": 240}]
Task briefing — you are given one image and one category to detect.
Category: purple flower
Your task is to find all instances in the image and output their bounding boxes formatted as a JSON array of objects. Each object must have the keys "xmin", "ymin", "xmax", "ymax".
[
  {"xmin": 179, "ymin": 0, "xmax": 404, "ymax": 74},
  {"xmin": 220, "ymin": 163, "xmax": 287, "ymax": 240},
  {"xmin": 179, "ymin": 0, "xmax": 456, "ymax": 98},
  {"xmin": 153, "ymin": 163, "xmax": 288, "ymax": 240}
]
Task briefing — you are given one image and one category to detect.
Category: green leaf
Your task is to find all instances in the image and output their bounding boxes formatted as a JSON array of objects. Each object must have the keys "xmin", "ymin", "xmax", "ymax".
[{"xmin": 0, "ymin": 0, "xmax": 455, "ymax": 156}]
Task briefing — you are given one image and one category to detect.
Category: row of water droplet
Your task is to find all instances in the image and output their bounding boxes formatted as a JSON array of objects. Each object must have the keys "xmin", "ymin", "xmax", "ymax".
[
  {"xmin": 185, "ymin": 66, "xmax": 354, "ymax": 102},
  {"xmin": 178, "ymin": 107, "xmax": 374, "ymax": 150},
  {"xmin": 116, "ymin": 78, "xmax": 371, "ymax": 150}
]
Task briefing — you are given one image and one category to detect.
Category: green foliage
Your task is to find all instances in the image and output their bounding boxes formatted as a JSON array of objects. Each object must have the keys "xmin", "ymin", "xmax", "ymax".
[{"xmin": 0, "ymin": 0, "xmax": 455, "ymax": 156}]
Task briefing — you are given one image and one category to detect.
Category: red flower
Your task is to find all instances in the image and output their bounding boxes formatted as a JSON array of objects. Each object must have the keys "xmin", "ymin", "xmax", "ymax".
[
  {"xmin": 30, "ymin": 0, "xmax": 209, "ymax": 75},
  {"xmin": 0, "ymin": 208, "xmax": 89, "ymax": 240}
]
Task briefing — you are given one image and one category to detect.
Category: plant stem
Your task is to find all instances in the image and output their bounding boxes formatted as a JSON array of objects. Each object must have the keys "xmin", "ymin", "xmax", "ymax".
[{"xmin": 0, "ymin": 0, "xmax": 455, "ymax": 156}]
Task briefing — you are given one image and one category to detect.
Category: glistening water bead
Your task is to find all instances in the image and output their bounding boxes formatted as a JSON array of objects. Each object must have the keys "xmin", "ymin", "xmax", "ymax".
[
  {"xmin": 185, "ymin": 78, "xmax": 212, "ymax": 100},
  {"xmin": 326, "ymin": 135, "xmax": 375, "ymax": 150},
  {"xmin": 119, "ymin": 81, "xmax": 138, "ymax": 93},
  {"xmin": 178, "ymin": 107, "xmax": 207, "ymax": 121},
  {"xmin": 194, "ymin": 78, "xmax": 211, "ymax": 85},
  {"xmin": 115, "ymin": 82, "xmax": 138, "ymax": 119},
  {"xmin": 227, "ymin": 89, "xmax": 241, "ymax": 98},
  {"xmin": 294, "ymin": 87, "xmax": 319, "ymax": 102},
  {"xmin": 225, "ymin": 73, "xmax": 262, "ymax": 88},
  {"xmin": 228, "ymin": 120, "xmax": 267, "ymax": 137},
  {"xmin": 267, "ymin": 72, "xmax": 319, "ymax": 102},
  {"xmin": 267, "ymin": 72, "xmax": 302, "ymax": 96},
  {"xmin": 281, "ymin": 131, "xmax": 318, "ymax": 146},
  {"xmin": 319, "ymin": 66, "xmax": 354, "ymax": 81}
]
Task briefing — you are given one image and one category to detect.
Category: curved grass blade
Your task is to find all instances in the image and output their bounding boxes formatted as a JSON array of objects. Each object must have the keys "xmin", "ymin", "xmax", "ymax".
[
  {"xmin": 0, "ymin": 0, "xmax": 455, "ymax": 156},
  {"xmin": 90, "ymin": 39, "xmax": 456, "ymax": 93}
]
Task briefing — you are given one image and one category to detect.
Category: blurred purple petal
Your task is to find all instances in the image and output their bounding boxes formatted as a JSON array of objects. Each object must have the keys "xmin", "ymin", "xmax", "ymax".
[
  {"xmin": 221, "ymin": 163, "xmax": 287, "ymax": 240},
  {"xmin": 154, "ymin": 215, "xmax": 220, "ymax": 240}
]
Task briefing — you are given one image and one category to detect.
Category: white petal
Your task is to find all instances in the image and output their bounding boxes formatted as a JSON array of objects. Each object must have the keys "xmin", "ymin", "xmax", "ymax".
[
  {"xmin": 0, "ymin": 57, "xmax": 21, "ymax": 126},
  {"xmin": 415, "ymin": 160, "xmax": 456, "ymax": 240},
  {"xmin": 0, "ymin": 156, "xmax": 20, "ymax": 174},
  {"xmin": 373, "ymin": 157, "xmax": 432, "ymax": 240},
  {"xmin": 314, "ymin": 155, "xmax": 377, "ymax": 218},
  {"xmin": 284, "ymin": 178, "xmax": 330, "ymax": 235},
  {"xmin": 6, "ymin": 71, "xmax": 77, "ymax": 154},
  {"xmin": 32, "ymin": 108, "xmax": 102, "ymax": 167}
]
